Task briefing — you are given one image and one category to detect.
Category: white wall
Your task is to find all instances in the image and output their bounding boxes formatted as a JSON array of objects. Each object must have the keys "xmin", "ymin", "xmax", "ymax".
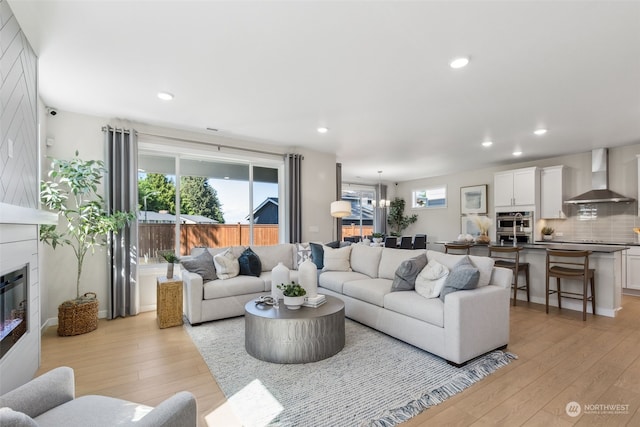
[
  {"xmin": 41, "ymin": 110, "xmax": 337, "ymax": 323},
  {"xmin": 396, "ymin": 144, "xmax": 640, "ymax": 244}
]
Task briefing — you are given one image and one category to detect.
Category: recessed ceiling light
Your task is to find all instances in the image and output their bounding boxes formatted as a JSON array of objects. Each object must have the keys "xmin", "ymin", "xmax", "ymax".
[
  {"xmin": 482, "ymin": 141, "xmax": 493, "ymax": 147},
  {"xmin": 224, "ymin": 176, "xmax": 230, "ymax": 180},
  {"xmin": 513, "ymin": 151, "xmax": 523, "ymax": 156},
  {"xmin": 157, "ymin": 92, "xmax": 174, "ymax": 101},
  {"xmin": 449, "ymin": 57, "xmax": 470, "ymax": 69},
  {"xmin": 534, "ymin": 128, "xmax": 547, "ymax": 136},
  {"xmin": 317, "ymin": 127, "xmax": 329, "ymax": 134}
]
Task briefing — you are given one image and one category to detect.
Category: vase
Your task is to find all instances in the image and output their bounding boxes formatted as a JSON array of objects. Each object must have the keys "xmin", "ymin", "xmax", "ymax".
[
  {"xmin": 271, "ymin": 262, "xmax": 290, "ymax": 300},
  {"xmin": 299, "ymin": 258, "xmax": 318, "ymax": 298},
  {"xmin": 283, "ymin": 295, "xmax": 305, "ymax": 310},
  {"xmin": 166, "ymin": 263, "xmax": 174, "ymax": 279},
  {"xmin": 543, "ymin": 234, "xmax": 553, "ymax": 241}
]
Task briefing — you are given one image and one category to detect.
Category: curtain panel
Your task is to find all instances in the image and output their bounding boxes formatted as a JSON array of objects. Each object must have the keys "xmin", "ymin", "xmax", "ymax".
[
  {"xmin": 104, "ymin": 126, "xmax": 139, "ymax": 318},
  {"xmin": 284, "ymin": 153, "xmax": 303, "ymax": 243}
]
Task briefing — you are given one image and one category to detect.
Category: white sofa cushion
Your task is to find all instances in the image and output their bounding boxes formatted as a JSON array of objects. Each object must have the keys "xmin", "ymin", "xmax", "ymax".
[
  {"xmin": 427, "ymin": 250, "xmax": 494, "ymax": 287},
  {"xmin": 319, "ymin": 271, "xmax": 370, "ymax": 294},
  {"xmin": 350, "ymin": 244, "xmax": 383, "ymax": 278},
  {"xmin": 213, "ymin": 248, "xmax": 240, "ymax": 279},
  {"xmin": 415, "ymin": 259, "xmax": 449, "ymax": 299},
  {"xmin": 203, "ymin": 276, "xmax": 265, "ymax": 299},
  {"xmin": 251, "ymin": 244, "xmax": 295, "ymax": 271},
  {"xmin": 383, "ymin": 291, "xmax": 444, "ymax": 327},
  {"xmin": 322, "ymin": 245, "xmax": 352, "ymax": 271},
  {"xmin": 343, "ymin": 278, "xmax": 392, "ymax": 307},
  {"xmin": 378, "ymin": 248, "xmax": 427, "ymax": 280}
]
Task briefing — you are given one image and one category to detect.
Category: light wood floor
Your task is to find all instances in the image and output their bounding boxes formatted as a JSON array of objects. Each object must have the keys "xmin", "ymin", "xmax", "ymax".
[{"xmin": 38, "ymin": 296, "xmax": 640, "ymax": 426}]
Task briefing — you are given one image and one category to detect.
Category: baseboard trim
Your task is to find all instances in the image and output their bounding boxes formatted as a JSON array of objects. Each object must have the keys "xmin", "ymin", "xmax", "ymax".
[{"xmin": 41, "ymin": 310, "xmax": 109, "ymax": 332}]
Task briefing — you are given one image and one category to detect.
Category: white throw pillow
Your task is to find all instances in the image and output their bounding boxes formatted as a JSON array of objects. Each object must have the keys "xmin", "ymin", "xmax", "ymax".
[
  {"xmin": 213, "ymin": 248, "xmax": 240, "ymax": 279},
  {"xmin": 322, "ymin": 245, "xmax": 352, "ymax": 271},
  {"xmin": 415, "ymin": 259, "xmax": 449, "ymax": 299}
]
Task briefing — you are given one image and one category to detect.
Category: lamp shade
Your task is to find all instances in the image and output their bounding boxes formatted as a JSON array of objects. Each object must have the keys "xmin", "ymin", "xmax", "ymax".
[{"xmin": 330, "ymin": 200, "xmax": 351, "ymax": 218}]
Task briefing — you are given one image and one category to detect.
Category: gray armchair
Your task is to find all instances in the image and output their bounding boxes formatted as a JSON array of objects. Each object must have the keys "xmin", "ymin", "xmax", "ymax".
[{"xmin": 0, "ymin": 367, "xmax": 197, "ymax": 427}]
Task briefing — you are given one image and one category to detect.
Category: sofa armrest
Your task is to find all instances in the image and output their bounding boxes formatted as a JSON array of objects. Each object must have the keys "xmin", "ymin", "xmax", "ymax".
[
  {"xmin": 138, "ymin": 391, "xmax": 197, "ymax": 427},
  {"xmin": 0, "ymin": 367, "xmax": 75, "ymax": 418},
  {"xmin": 443, "ymin": 283, "xmax": 511, "ymax": 364},
  {"xmin": 182, "ymin": 269, "xmax": 204, "ymax": 324}
]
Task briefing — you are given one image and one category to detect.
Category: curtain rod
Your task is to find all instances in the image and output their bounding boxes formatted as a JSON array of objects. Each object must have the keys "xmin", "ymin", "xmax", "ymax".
[{"xmin": 135, "ymin": 130, "xmax": 288, "ymax": 158}]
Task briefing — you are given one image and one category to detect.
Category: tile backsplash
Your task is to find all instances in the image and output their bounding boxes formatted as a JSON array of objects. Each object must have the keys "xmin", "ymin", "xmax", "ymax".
[{"xmin": 541, "ymin": 202, "xmax": 640, "ymax": 243}]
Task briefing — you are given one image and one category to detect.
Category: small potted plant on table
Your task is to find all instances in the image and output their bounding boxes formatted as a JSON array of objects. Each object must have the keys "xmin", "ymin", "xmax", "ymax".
[
  {"xmin": 277, "ymin": 282, "xmax": 307, "ymax": 310},
  {"xmin": 161, "ymin": 251, "xmax": 180, "ymax": 279},
  {"xmin": 541, "ymin": 227, "xmax": 555, "ymax": 241},
  {"xmin": 371, "ymin": 233, "xmax": 384, "ymax": 244}
]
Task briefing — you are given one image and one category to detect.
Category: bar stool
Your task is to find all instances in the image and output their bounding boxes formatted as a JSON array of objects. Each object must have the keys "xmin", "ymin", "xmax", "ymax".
[
  {"xmin": 399, "ymin": 236, "xmax": 413, "ymax": 249},
  {"xmin": 384, "ymin": 236, "xmax": 397, "ymax": 248},
  {"xmin": 488, "ymin": 246, "xmax": 530, "ymax": 306},
  {"xmin": 545, "ymin": 249, "xmax": 596, "ymax": 321},
  {"xmin": 444, "ymin": 243, "xmax": 471, "ymax": 254}
]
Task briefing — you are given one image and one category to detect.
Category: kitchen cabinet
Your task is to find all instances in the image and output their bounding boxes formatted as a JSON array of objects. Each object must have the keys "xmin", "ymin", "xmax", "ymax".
[
  {"xmin": 494, "ymin": 167, "xmax": 539, "ymax": 212},
  {"xmin": 540, "ymin": 165, "xmax": 566, "ymax": 219},
  {"xmin": 627, "ymin": 247, "xmax": 640, "ymax": 290}
]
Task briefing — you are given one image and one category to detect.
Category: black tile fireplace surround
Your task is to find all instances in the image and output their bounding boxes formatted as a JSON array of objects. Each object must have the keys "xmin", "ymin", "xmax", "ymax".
[{"xmin": 0, "ymin": 265, "xmax": 28, "ymax": 360}]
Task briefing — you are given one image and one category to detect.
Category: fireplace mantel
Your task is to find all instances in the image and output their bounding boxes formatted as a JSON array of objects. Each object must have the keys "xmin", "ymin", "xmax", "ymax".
[{"xmin": 0, "ymin": 202, "xmax": 58, "ymax": 225}]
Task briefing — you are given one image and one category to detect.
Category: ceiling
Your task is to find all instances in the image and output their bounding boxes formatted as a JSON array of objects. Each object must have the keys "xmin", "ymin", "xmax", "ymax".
[{"xmin": 8, "ymin": 1, "xmax": 640, "ymax": 183}]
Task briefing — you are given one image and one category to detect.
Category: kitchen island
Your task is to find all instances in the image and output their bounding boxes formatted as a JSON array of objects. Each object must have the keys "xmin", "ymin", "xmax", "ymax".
[{"xmin": 434, "ymin": 241, "xmax": 629, "ymax": 318}]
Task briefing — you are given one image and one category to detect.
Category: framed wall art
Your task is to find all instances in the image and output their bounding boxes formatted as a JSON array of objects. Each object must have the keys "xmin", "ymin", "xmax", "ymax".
[{"xmin": 460, "ymin": 184, "xmax": 487, "ymax": 214}]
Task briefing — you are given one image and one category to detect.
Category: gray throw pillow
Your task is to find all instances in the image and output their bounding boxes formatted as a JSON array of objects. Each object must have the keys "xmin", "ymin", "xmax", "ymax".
[
  {"xmin": 391, "ymin": 253, "xmax": 428, "ymax": 291},
  {"xmin": 439, "ymin": 256, "xmax": 480, "ymax": 301},
  {"xmin": 181, "ymin": 250, "xmax": 217, "ymax": 281}
]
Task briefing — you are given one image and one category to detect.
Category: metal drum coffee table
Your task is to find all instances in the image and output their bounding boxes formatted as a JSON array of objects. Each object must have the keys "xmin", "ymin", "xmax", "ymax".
[{"xmin": 244, "ymin": 295, "xmax": 345, "ymax": 363}]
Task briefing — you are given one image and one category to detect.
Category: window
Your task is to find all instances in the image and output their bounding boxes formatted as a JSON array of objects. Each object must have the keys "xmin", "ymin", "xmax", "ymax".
[
  {"xmin": 138, "ymin": 148, "xmax": 282, "ymax": 263},
  {"xmin": 341, "ymin": 185, "xmax": 376, "ymax": 238},
  {"xmin": 412, "ymin": 186, "xmax": 447, "ymax": 209}
]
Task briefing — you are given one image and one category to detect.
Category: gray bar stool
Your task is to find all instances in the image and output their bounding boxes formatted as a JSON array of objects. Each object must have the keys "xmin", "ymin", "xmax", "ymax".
[
  {"xmin": 488, "ymin": 246, "xmax": 530, "ymax": 306},
  {"xmin": 444, "ymin": 243, "xmax": 471, "ymax": 254},
  {"xmin": 545, "ymin": 249, "xmax": 596, "ymax": 321}
]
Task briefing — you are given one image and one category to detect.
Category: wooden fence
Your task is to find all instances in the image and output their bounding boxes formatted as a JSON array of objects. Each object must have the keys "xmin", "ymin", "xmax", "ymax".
[{"xmin": 138, "ymin": 223, "xmax": 373, "ymax": 261}]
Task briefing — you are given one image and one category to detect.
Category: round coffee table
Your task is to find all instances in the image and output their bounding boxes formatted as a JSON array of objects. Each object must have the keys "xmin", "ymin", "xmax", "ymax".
[{"xmin": 244, "ymin": 295, "xmax": 345, "ymax": 363}]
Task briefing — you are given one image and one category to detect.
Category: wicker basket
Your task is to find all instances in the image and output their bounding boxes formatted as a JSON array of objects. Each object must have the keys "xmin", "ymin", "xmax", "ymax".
[{"xmin": 57, "ymin": 292, "xmax": 99, "ymax": 336}]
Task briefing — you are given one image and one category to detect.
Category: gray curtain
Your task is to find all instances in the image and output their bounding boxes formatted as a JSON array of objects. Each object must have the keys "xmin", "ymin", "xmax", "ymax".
[
  {"xmin": 336, "ymin": 163, "xmax": 343, "ymax": 242},
  {"xmin": 284, "ymin": 153, "xmax": 303, "ymax": 243},
  {"xmin": 104, "ymin": 126, "xmax": 139, "ymax": 318}
]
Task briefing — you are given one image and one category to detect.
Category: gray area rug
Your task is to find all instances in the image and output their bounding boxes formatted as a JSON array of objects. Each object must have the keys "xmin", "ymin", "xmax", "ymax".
[{"xmin": 185, "ymin": 316, "xmax": 516, "ymax": 427}]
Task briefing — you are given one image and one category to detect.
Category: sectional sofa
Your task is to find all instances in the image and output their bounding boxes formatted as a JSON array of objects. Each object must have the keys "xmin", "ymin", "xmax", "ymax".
[{"xmin": 181, "ymin": 243, "xmax": 512, "ymax": 365}]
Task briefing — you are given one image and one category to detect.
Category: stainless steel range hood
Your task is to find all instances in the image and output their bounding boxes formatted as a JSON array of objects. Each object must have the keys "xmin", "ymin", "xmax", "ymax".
[{"xmin": 564, "ymin": 148, "xmax": 635, "ymax": 204}]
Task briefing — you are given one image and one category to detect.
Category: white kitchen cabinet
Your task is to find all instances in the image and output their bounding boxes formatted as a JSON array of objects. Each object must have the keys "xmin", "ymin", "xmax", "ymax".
[
  {"xmin": 627, "ymin": 247, "xmax": 640, "ymax": 290},
  {"xmin": 494, "ymin": 167, "xmax": 539, "ymax": 212},
  {"xmin": 540, "ymin": 165, "xmax": 566, "ymax": 219}
]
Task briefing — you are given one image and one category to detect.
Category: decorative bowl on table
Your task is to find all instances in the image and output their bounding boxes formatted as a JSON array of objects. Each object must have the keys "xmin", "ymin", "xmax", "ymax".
[{"xmin": 283, "ymin": 296, "xmax": 306, "ymax": 310}]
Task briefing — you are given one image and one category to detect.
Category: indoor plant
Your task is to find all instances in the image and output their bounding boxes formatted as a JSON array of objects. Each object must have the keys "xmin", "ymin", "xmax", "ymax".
[
  {"xmin": 541, "ymin": 226, "xmax": 555, "ymax": 240},
  {"xmin": 387, "ymin": 198, "xmax": 418, "ymax": 237},
  {"xmin": 40, "ymin": 151, "xmax": 135, "ymax": 336},
  {"xmin": 371, "ymin": 232, "xmax": 384, "ymax": 244},
  {"xmin": 277, "ymin": 282, "xmax": 307, "ymax": 310},
  {"xmin": 161, "ymin": 251, "xmax": 180, "ymax": 279}
]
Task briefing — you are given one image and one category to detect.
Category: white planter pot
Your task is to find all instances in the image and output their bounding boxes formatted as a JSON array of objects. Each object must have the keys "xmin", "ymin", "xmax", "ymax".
[
  {"xmin": 283, "ymin": 296, "xmax": 305, "ymax": 310},
  {"xmin": 542, "ymin": 234, "xmax": 553, "ymax": 241}
]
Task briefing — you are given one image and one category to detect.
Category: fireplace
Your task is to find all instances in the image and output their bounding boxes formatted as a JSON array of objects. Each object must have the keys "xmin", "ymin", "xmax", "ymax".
[{"xmin": 0, "ymin": 265, "xmax": 28, "ymax": 359}]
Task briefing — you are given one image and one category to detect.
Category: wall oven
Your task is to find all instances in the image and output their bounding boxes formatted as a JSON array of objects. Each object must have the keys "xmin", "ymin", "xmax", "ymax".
[{"xmin": 495, "ymin": 211, "xmax": 534, "ymax": 244}]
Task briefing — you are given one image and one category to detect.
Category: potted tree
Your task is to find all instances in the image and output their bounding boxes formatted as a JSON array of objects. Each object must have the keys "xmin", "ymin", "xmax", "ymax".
[
  {"xmin": 387, "ymin": 197, "xmax": 418, "ymax": 237},
  {"xmin": 40, "ymin": 151, "xmax": 135, "ymax": 336},
  {"xmin": 277, "ymin": 282, "xmax": 307, "ymax": 310}
]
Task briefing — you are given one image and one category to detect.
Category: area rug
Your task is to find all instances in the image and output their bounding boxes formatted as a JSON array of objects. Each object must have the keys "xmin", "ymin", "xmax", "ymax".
[{"xmin": 185, "ymin": 317, "xmax": 516, "ymax": 427}]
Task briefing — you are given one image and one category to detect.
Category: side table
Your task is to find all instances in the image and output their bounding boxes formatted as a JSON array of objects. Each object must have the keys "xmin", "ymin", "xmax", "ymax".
[{"xmin": 157, "ymin": 276, "xmax": 183, "ymax": 328}]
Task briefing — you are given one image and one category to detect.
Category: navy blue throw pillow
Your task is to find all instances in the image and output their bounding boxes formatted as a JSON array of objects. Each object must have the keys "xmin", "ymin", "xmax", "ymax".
[
  {"xmin": 309, "ymin": 242, "xmax": 324, "ymax": 270},
  {"xmin": 238, "ymin": 248, "xmax": 262, "ymax": 277}
]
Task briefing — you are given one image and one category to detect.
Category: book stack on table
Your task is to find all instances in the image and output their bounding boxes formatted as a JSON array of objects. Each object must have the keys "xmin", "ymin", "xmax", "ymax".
[{"xmin": 303, "ymin": 294, "xmax": 326, "ymax": 308}]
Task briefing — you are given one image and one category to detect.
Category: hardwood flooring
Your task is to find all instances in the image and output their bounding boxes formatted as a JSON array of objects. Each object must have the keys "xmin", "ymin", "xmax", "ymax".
[{"xmin": 38, "ymin": 296, "xmax": 640, "ymax": 426}]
